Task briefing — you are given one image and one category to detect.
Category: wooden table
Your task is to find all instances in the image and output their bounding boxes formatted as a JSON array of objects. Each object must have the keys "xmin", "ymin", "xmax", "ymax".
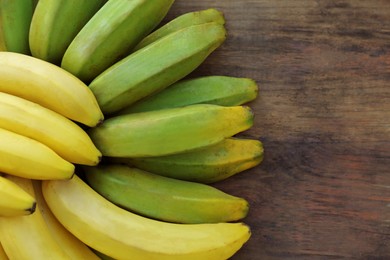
[{"xmin": 166, "ymin": 1, "xmax": 390, "ymax": 259}]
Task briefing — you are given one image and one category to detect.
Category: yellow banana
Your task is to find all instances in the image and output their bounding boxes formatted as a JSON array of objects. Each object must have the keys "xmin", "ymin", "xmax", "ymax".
[
  {"xmin": 42, "ymin": 175, "xmax": 251, "ymax": 260},
  {"xmin": 32, "ymin": 180, "xmax": 101, "ymax": 260},
  {"xmin": 0, "ymin": 174, "xmax": 36, "ymax": 217},
  {"xmin": 134, "ymin": 8, "xmax": 225, "ymax": 51},
  {"xmin": 0, "ymin": 92, "xmax": 101, "ymax": 165},
  {"xmin": 0, "ymin": 52, "xmax": 103, "ymax": 127},
  {"xmin": 0, "ymin": 241, "xmax": 8, "ymax": 260},
  {"xmin": 0, "ymin": 127, "xmax": 74, "ymax": 180},
  {"xmin": 0, "ymin": 175, "xmax": 71, "ymax": 260}
]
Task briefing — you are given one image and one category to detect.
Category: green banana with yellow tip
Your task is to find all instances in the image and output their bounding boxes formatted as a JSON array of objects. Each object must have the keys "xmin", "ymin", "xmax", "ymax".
[
  {"xmin": 89, "ymin": 104, "xmax": 254, "ymax": 158},
  {"xmin": 115, "ymin": 138, "xmax": 264, "ymax": 183},
  {"xmin": 119, "ymin": 76, "xmax": 259, "ymax": 114},
  {"xmin": 84, "ymin": 164, "xmax": 249, "ymax": 224}
]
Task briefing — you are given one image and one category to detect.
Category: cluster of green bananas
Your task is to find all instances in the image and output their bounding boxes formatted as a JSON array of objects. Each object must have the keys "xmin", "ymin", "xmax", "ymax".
[{"xmin": 0, "ymin": 0, "xmax": 263, "ymax": 259}]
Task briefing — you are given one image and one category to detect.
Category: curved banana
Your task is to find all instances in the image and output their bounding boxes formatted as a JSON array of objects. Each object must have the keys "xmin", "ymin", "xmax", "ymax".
[
  {"xmin": 29, "ymin": 0, "xmax": 107, "ymax": 65},
  {"xmin": 84, "ymin": 164, "xmax": 249, "ymax": 224},
  {"xmin": 134, "ymin": 8, "xmax": 225, "ymax": 51},
  {"xmin": 0, "ymin": 175, "xmax": 71, "ymax": 260},
  {"xmin": 0, "ymin": 52, "xmax": 103, "ymax": 127},
  {"xmin": 61, "ymin": 0, "xmax": 175, "ymax": 83},
  {"xmin": 0, "ymin": 0, "xmax": 34, "ymax": 54},
  {"xmin": 0, "ymin": 92, "xmax": 101, "ymax": 165},
  {"xmin": 0, "ymin": 127, "xmax": 74, "ymax": 180},
  {"xmin": 0, "ymin": 174, "xmax": 36, "ymax": 217},
  {"xmin": 89, "ymin": 22, "xmax": 226, "ymax": 114},
  {"xmin": 89, "ymin": 104, "xmax": 254, "ymax": 157},
  {"xmin": 32, "ymin": 180, "xmax": 101, "ymax": 260},
  {"xmin": 42, "ymin": 175, "xmax": 251, "ymax": 260},
  {"xmin": 119, "ymin": 76, "xmax": 259, "ymax": 114},
  {"xmin": 118, "ymin": 138, "xmax": 264, "ymax": 183}
]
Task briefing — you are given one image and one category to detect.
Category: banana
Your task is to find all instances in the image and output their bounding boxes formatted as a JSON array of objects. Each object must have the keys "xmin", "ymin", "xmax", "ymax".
[
  {"xmin": 0, "ymin": 92, "xmax": 101, "ymax": 165},
  {"xmin": 0, "ymin": 174, "xmax": 36, "ymax": 217},
  {"xmin": 0, "ymin": 127, "xmax": 74, "ymax": 180},
  {"xmin": 42, "ymin": 174, "xmax": 251, "ymax": 260},
  {"xmin": 0, "ymin": 175, "xmax": 71, "ymax": 260},
  {"xmin": 134, "ymin": 8, "xmax": 225, "ymax": 51},
  {"xmin": 61, "ymin": 0, "xmax": 175, "ymax": 83},
  {"xmin": 0, "ymin": 241, "xmax": 7, "ymax": 260},
  {"xmin": 84, "ymin": 164, "xmax": 249, "ymax": 224},
  {"xmin": 0, "ymin": 0, "xmax": 34, "ymax": 54},
  {"xmin": 89, "ymin": 22, "xmax": 227, "ymax": 115},
  {"xmin": 32, "ymin": 180, "xmax": 101, "ymax": 260},
  {"xmin": 29, "ymin": 0, "xmax": 107, "ymax": 65},
  {"xmin": 119, "ymin": 76, "xmax": 259, "ymax": 114},
  {"xmin": 0, "ymin": 52, "xmax": 103, "ymax": 127},
  {"xmin": 89, "ymin": 104, "xmax": 254, "ymax": 157},
  {"xmin": 117, "ymin": 138, "xmax": 264, "ymax": 184}
]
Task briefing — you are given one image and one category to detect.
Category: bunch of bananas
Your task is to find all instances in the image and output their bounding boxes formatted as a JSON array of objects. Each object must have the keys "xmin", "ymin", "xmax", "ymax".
[{"xmin": 0, "ymin": 0, "xmax": 263, "ymax": 259}]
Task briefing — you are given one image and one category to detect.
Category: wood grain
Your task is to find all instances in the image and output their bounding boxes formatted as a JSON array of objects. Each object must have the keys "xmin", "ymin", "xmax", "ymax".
[{"xmin": 165, "ymin": 1, "xmax": 390, "ymax": 259}]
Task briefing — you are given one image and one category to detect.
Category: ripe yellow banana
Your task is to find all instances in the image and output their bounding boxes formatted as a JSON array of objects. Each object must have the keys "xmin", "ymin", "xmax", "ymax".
[
  {"xmin": 84, "ymin": 164, "xmax": 249, "ymax": 224},
  {"xmin": 134, "ymin": 8, "xmax": 225, "ymax": 51},
  {"xmin": 42, "ymin": 174, "xmax": 251, "ymax": 260},
  {"xmin": 0, "ymin": 127, "xmax": 74, "ymax": 180},
  {"xmin": 89, "ymin": 104, "xmax": 254, "ymax": 157},
  {"xmin": 0, "ymin": 174, "xmax": 36, "ymax": 217},
  {"xmin": 0, "ymin": 0, "xmax": 34, "ymax": 54},
  {"xmin": 0, "ymin": 52, "xmax": 103, "ymax": 127},
  {"xmin": 0, "ymin": 92, "xmax": 101, "ymax": 165},
  {"xmin": 0, "ymin": 241, "xmax": 7, "ymax": 260},
  {"xmin": 89, "ymin": 22, "xmax": 227, "ymax": 115},
  {"xmin": 118, "ymin": 138, "xmax": 264, "ymax": 183},
  {"xmin": 61, "ymin": 0, "xmax": 175, "ymax": 83},
  {"xmin": 0, "ymin": 175, "xmax": 71, "ymax": 260},
  {"xmin": 32, "ymin": 180, "xmax": 101, "ymax": 260},
  {"xmin": 119, "ymin": 76, "xmax": 259, "ymax": 114},
  {"xmin": 29, "ymin": 0, "xmax": 107, "ymax": 64}
]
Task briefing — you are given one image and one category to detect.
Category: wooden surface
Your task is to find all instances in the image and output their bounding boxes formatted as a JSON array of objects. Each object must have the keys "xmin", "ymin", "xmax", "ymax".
[{"xmin": 166, "ymin": 1, "xmax": 390, "ymax": 259}]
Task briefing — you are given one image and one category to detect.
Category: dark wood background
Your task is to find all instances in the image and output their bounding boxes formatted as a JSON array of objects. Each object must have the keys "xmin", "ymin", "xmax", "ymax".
[{"xmin": 165, "ymin": 1, "xmax": 390, "ymax": 259}]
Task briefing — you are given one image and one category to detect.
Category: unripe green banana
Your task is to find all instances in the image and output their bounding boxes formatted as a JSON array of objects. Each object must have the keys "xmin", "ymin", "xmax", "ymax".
[
  {"xmin": 29, "ymin": 0, "xmax": 107, "ymax": 65},
  {"xmin": 115, "ymin": 138, "xmax": 264, "ymax": 183},
  {"xmin": 89, "ymin": 22, "xmax": 227, "ymax": 115},
  {"xmin": 119, "ymin": 76, "xmax": 259, "ymax": 114},
  {"xmin": 134, "ymin": 8, "xmax": 225, "ymax": 51},
  {"xmin": 88, "ymin": 104, "xmax": 254, "ymax": 157},
  {"xmin": 0, "ymin": 0, "xmax": 34, "ymax": 54},
  {"xmin": 61, "ymin": 0, "xmax": 175, "ymax": 83},
  {"xmin": 84, "ymin": 164, "xmax": 249, "ymax": 224}
]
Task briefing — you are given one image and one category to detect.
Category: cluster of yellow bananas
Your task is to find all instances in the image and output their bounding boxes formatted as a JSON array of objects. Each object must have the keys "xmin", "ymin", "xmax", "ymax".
[{"xmin": 0, "ymin": 0, "xmax": 263, "ymax": 259}]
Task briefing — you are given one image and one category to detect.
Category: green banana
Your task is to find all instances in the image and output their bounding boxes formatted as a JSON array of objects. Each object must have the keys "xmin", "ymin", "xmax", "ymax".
[
  {"xmin": 89, "ymin": 22, "xmax": 227, "ymax": 115},
  {"xmin": 0, "ymin": 0, "xmax": 34, "ymax": 54},
  {"xmin": 61, "ymin": 0, "xmax": 175, "ymax": 83},
  {"xmin": 134, "ymin": 8, "xmax": 225, "ymax": 51},
  {"xmin": 88, "ymin": 104, "xmax": 254, "ymax": 157},
  {"xmin": 118, "ymin": 76, "xmax": 259, "ymax": 114},
  {"xmin": 84, "ymin": 164, "xmax": 249, "ymax": 224},
  {"xmin": 29, "ymin": 0, "xmax": 107, "ymax": 65},
  {"xmin": 114, "ymin": 138, "xmax": 264, "ymax": 184}
]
